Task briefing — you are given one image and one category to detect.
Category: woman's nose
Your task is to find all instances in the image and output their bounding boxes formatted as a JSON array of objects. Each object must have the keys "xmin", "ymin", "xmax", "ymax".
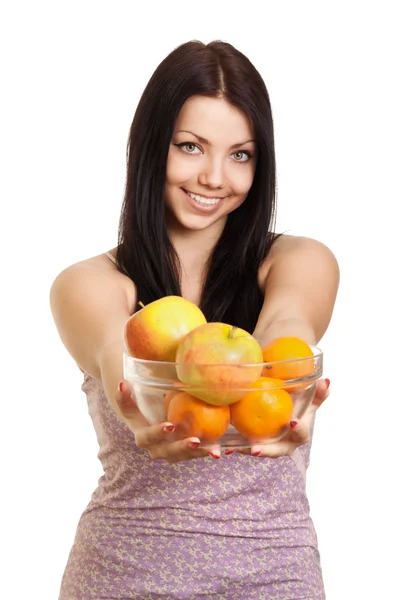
[{"xmin": 198, "ymin": 158, "xmax": 225, "ymax": 189}]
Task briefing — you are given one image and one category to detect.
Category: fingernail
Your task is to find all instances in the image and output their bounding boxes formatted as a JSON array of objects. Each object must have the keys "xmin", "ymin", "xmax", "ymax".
[
  {"xmin": 325, "ymin": 378, "xmax": 331, "ymax": 389},
  {"xmin": 163, "ymin": 425, "xmax": 175, "ymax": 433},
  {"xmin": 118, "ymin": 382, "xmax": 124, "ymax": 392},
  {"xmin": 252, "ymin": 451, "xmax": 262, "ymax": 457},
  {"xmin": 224, "ymin": 449, "xmax": 235, "ymax": 455},
  {"xmin": 189, "ymin": 441, "xmax": 200, "ymax": 449},
  {"xmin": 290, "ymin": 421, "xmax": 298, "ymax": 429},
  {"xmin": 209, "ymin": 452, "xmax": 220, "ymax": 460}
]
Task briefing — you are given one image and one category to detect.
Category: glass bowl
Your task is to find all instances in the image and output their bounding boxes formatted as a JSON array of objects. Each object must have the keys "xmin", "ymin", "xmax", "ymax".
[{"xmin": 123, "ymin": 345, "xmax": 323, "ymax": 449}]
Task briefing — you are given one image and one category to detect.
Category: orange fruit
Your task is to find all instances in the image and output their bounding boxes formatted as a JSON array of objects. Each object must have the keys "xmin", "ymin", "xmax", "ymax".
[
  {"xmin": 167, "ymin": 392, "xmax": 230, "ymax": 443},
  {"xmin": 261, "ymin": 336, "xmax": 315, "ymax": 382},
  {"xmin": 230, "ymin": 377, "xmax": 293, "ymax": 440},
  {"xmin": 164, "ymin": 390, "xmax": 180, "ymax": 414}
]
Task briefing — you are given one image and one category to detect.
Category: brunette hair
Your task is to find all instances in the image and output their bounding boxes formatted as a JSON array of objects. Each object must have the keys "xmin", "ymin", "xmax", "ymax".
[{"xmin": 117, "ymin": 40, "xmax": 278, "ymax": 333}]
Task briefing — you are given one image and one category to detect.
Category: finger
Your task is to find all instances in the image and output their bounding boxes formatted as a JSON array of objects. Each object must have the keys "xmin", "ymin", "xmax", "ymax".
[
  {"xmin": 116, "ymin": 380, "xmax": 138, "ymax": 418},
  {"xmin": 224, "ymin": 447, "xmax": 238, "ymax": 456},
  {"xmin": 150, "ymin": 438, "xmax": 211, "ymax": 462},
  {"xmin": 234, "ymin": 439, "xmax": 297, "ymax": 457},
  {"xmin": 134, "ymin": 421, "xmax": 184, "ymax": 447},
  {"xmin": 115, "ymin": 380, "xmax": 155, "ymax": 435},
  {"xmin": 314, "ymin": 378, "xmax": 331, "ymax": 404},
  {"xmin": 248, "ymin": 419, "xmax": 310, "ymax": 457},
  {"xmin": 286, "ymin": 418, "xmax": 310, "ymax": 444},
  {"xmin": 248, "ymin": 440, "xmax": 298, "ymax": 458},
  {"xmin": 232, "ymin": 446, "xmax": 252, "ymax": 456},
  {"xmin": 206, "ymin": 443, "xmax": 222, "ymax": 460}
]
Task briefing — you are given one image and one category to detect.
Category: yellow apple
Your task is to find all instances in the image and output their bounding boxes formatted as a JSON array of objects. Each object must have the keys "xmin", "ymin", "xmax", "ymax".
[
  {"xmin": 175, "ymin": 322, "xmax": 264, "ymax": 405},
  {"xmin": 124, "ymin": 296, "xmax": 207, "ymax": 361}
]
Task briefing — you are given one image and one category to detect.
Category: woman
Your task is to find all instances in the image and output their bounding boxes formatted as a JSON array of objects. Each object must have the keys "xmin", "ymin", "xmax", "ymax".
[{"xmin": 50, "ymin": 40, "xmax": 339, "ymax": 599}]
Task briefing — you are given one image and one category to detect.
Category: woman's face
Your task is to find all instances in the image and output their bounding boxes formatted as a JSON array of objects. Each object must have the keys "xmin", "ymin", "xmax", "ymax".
[{"xmin": 164, "ymin": 96, "xmax": 258, "ymax": 233}]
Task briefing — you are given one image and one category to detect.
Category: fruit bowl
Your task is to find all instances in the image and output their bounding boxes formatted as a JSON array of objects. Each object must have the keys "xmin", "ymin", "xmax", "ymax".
[{"xmin": 123, "ymin": 345, "xmax": 323, "ymax": 449}]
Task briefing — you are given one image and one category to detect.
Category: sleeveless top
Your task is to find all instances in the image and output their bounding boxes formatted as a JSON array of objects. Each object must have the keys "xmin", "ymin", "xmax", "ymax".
[{"xmin": 58, "ymin": 252, "xmax": 325, "ymax": 600}]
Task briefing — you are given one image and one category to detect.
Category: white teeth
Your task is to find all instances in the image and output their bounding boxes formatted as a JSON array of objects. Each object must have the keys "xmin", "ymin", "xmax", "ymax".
[{"xmin": 187, "ymin": 191, "xmax": 221, "ymax": 206}]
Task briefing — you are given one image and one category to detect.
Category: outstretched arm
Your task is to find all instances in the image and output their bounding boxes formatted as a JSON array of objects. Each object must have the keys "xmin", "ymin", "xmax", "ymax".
[
  {"xmin": 50, "ymin": 260, "xmax": 213, "ymax": 462},
  {"xmin": 254, "ymin": 235, "xmax": 339, "ymax": 345},
  {"xmin": 245, "ymin": 235, "xmax": 340, "ymax": 458}
]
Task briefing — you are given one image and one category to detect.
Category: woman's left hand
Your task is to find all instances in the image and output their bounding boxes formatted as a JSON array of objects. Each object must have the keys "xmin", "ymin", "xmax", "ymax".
[{"xmin": 230, "ymin": 377, "xmax": 330, "ymax": 459}]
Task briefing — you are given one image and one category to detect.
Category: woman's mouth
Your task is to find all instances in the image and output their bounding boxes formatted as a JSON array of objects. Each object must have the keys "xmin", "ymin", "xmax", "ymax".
[{"xmin": 183, "ymin": 188, "xmax": 225, "ymax": 209}]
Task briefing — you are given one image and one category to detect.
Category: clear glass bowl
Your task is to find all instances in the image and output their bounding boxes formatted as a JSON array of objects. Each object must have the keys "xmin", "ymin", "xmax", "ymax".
[{"xmin": 123, "ymin": 345, "xmax": 323, "ymax": 449}]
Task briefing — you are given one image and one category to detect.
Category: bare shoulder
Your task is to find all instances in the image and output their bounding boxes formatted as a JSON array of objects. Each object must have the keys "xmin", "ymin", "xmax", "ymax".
[
  {"xmin": 49, "ymin": 248, "xmax": 137, "ymax": 378},
  {"xmin": 266, "ymin": 233, "xmax": 338, "ymax": 263},
  {"xmin": 51, "ymin": 247, "xmax": 137, "ymax": 315},
  {"xmin": 258, "ymin": 234, "xmax": 339, "ymax": 291}
]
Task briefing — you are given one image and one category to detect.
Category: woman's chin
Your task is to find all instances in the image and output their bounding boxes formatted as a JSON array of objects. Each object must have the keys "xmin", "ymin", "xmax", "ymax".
[{"xmin": 168, "ymin": 211, "xmax": 227, "ymax": 233}]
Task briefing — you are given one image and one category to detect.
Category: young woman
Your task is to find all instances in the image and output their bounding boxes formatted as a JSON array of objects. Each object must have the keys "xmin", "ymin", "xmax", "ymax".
[{"xmin": 50, "ymin": 40, "xmax": 339, "ymax": 599}]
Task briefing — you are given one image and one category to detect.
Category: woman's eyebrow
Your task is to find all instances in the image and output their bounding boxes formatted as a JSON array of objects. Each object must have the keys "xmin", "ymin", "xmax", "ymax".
[{"xmin": 175, "ymin": 130, "xmax": 256, "ymax": 149}]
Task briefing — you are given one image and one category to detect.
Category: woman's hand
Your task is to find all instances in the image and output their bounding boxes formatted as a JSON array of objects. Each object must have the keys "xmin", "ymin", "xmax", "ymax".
[
  {"xmin": 231, "ymin": 378, "xmax": 331, "ymax": 459},
  {"xmin": 115, "ymin": 381, "xmax": 219, "ymax": 462},
  {"xmin": 116, "ymin": 378, "xmax": 329, "ymax": 461}
]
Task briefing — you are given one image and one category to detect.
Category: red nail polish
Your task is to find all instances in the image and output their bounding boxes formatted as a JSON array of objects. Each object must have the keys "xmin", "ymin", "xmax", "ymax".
[
  {"xmin": 189, "ymin": 442, "xmax": 200, "ymax": 449},
  {"xmin": 163, "ymin": 425, "xmax": 175, "ymax": 432},
  {"xmin": 225, "ymin": 449, "xmax": 235, "ymax": 455},
  {"xmin": 209, "ymin": 453, "xmax": 220, "ymax": 459},
  {"xmin": 118, "ymin": 382, "xmax": 124, "ymax": 392},
  {"xmin": 290, "ymin": 421, "xmax": 298, "ymax": 429},
  {"xmin": 252, "ymin": 451, "xmax": 262, "ymax": 456},
  {"xmin": 325, "ymin": 378, "xmax": 331, "ymax": 389}
]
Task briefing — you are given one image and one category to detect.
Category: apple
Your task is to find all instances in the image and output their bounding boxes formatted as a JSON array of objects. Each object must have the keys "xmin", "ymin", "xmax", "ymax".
[
  {"xmin": 175, "ymin": 322, "xmax": 264, "ymax": 405},
  {"xmin": 124, "ymin": 295, "xmax": 207, "ymax": 361}
]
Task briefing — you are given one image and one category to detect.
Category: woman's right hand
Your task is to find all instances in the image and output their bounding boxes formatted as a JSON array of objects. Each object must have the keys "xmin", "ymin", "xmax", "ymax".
[{"xmin": 116, "ymin": 381, "xmax": 218, "ymax": 462}]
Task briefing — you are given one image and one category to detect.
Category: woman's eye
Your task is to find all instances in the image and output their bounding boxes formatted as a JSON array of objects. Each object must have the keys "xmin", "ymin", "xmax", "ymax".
[
  {"xmin": 177, "ymin": 143, "xmax": 200, "ymax": 154},
  {"xmin": 175, "ymin": 143, "xmax": 252, "ymax": 162},
  {"xmin": 232, "ymin": 151, "xmax": 251, "ymax": 162}
]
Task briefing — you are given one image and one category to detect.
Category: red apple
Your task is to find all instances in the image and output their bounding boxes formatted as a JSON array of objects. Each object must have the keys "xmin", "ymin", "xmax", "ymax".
[
  {"xmin": 124, "ymin": 296, "xmax": 207, "ymax": 361},
  {"xmin": 175, "ymin": 322, "xmax": 263, "ymax": 405}
]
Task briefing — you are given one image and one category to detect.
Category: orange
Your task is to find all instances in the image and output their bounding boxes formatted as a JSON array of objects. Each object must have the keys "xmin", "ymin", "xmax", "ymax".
[
  {"xmin": 230, "ymin": 377, "xmax": 293, "ymax": 440},
  {"xmin": 261, "ymin": 336, "xmax": 315, "ymax": 382},
  {"xmin": 164, "ymin": 390, "xmax": 180, "ymax": 414},
  {"xmin": 167, "ymin": 392, "xmax": 230, "ymax": 443}
]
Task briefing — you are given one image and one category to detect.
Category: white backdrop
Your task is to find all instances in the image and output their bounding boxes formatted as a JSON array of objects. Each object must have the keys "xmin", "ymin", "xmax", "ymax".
[{"xmin": 1, "ymin": 2, "xmax": 399, "ymax": 599}]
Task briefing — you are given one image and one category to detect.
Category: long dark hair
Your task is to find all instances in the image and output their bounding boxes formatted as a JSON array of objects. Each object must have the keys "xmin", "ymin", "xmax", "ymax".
[{"xmin": 117, "ymin": 40, "xmax": 278, "ymax": 333}]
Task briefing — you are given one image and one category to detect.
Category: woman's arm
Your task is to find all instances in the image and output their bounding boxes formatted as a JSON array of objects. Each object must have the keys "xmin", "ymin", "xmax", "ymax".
[
  {"xmin": 237, "ymin": 235, "xmax": 339, "ymax": 458},
  {"xmin": 254, "ymin": 236, "xmax": 340, "ymax": 344},
  {"xmin": 49, "ymin": 259, "xmax": 212, "ymax": 462},
  {"xmin": 49, "ymin": 260, "xmax": 135, "ymax": 415}
]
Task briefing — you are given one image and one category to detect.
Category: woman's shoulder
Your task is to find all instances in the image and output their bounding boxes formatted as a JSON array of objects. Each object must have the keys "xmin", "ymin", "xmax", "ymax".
[
  {"xmin": 53, "ymin": 247, "xmax": 137, "ymax": 314},
  {"xmin": 58, "ymin": 247, "xmax": 120, "ymax": 274},
  {"xmin": 258, "ymin": 234, "xmax": 338, "ymax": 289},
  {"xmin": 270, "ymin": 233, "xmax": 335, "ymax": 256}
]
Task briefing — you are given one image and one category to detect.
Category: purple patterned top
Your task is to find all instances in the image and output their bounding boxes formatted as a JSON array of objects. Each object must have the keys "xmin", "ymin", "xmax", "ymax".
[{"xmin": 58, "ymin": 373, "xmax": 325, "ymax": 599}]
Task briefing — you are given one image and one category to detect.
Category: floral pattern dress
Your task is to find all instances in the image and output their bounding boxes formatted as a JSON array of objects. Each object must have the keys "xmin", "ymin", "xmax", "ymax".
[{"xmin": 58, "ymin": 373, "xmax": 325, "ymax": 599}]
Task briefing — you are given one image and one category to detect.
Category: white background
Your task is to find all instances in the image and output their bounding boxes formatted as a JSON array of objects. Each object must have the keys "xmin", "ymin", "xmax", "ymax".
[{"xmin": 1, "ymin": 1, "xmax": 399, "ymax": 599}]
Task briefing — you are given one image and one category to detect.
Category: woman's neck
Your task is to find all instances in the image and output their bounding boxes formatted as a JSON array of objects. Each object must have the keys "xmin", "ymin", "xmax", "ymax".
[
  {"xmin": 166, "ymin": 216, "xmax": 226, "ymax": 303},
  {"xmin": 167, "ymin": 215, "xmax": 225, "ymax": 262}
]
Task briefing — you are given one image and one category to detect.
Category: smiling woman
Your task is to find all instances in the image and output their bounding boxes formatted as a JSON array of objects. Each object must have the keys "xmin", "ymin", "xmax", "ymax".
[
  {"xmin": 165, "ymin": 96, "xmax": 258, "ymax": 227},
  {"xmin": 50, "ymin": 39, "xmax": 339, "ymax": 600},
  {"xmin": 116, "ymin": 41, "xmax": 279, "ymax": 331}
]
